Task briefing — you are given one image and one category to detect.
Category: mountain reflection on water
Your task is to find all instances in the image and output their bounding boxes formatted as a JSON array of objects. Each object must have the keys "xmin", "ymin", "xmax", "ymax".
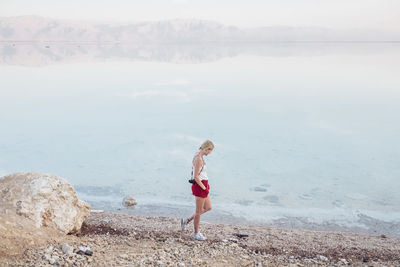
[{"xmin": 1, "ymin": 42, "xmax": 399, "ymax": 66}]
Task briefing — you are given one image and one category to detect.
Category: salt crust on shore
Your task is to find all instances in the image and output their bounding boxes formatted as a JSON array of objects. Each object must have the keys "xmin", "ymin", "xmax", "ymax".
[{"xmin": 1, "ymin": 211, "xmax": 400, "ymax": 266}]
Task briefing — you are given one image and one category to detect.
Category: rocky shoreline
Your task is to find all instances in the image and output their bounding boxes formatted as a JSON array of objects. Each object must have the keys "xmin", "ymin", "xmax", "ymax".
[{"xmin": 2, "ymin": 211, "xmax": 400, "ymax": 266}]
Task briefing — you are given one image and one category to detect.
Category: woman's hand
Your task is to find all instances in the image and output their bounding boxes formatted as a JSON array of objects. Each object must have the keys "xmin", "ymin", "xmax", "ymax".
[
  {"xmin": 204, "ymin": 183, "xmax": 210, "ymax": 193},
  {"xmin": 200, "ymin": 184, "xmax": 207, "ymax": 191}
]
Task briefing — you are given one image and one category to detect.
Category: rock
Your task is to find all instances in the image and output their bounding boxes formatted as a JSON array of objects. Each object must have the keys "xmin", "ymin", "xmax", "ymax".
[
  {"xmin": 234, "ymin": 233, "xmax": 249, "ymax": 238},
  {"xmin": 61, "ymin": 243, "xmax": 74, "ymax": 256},
  {"xmin": 45, "ymin": 245, "xmax": 54, "ymax": 254},
  {"xmin": 253, "ymin": 186, "xmax": 267, "ymax": 192},
  {"xmin": 0, "ymin": 172, "xmax": 90, "ymax": 234},
  {"xmin": 77, "ymin": 245, "xmax": 92, "ymax": 256},
  {"xmin": 123, "ymin": 196, "xmax": 137, "ymax": 207},
  {"xmin": 318, "ymin": 255, "xmax": 328, "ymax": 261},
  {"xmin": 52, "ymin": 255, "xmax": 59, "ymax": 261},
  {"xmin": 119, "ymin": 254, "xmax": 129, "ymax": 259},
  {"xmin": 340, "ymin": 258, "xmax": 348, "ymax": 264}
]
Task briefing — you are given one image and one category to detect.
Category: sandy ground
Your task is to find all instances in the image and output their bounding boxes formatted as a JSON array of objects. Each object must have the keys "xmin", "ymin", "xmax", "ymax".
[{"xmin": 1, "ymin": 211, "xmax": 400, "ymax": 266}]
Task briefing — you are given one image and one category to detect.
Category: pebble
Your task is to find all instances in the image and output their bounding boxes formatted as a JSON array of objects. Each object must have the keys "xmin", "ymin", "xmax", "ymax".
[
  {"xmin": 318, "ymin": 255, "xmax": 328, "ymax": 261},
  {"xmin": 4, "ymin": 211, "xmax": 398, "ymax": 267},
  {"xmin": 61, "ymin": 243, "xmax": 74, "ymax": 256},
  {"xmin": 45, "ymin": 245, "xmax": 54, "ymax": 254}
]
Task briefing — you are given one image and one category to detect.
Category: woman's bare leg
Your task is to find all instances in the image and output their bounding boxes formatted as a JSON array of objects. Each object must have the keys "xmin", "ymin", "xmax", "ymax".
[
  {"xmin": 202, "ymin": 196, "xmax": 212, "ymax": 213},
  {"xmin": 187, "ymin": 196, "xmax": 212, "ymax": 224},
  {"xmin": 194, "ymin": 196, "xmax": 206, "ymax": 233}
]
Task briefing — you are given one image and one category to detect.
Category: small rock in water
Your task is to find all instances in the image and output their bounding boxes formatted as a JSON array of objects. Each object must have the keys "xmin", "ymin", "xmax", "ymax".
[
  {"xmin": 253, "ymin": 186, "xmax": 267, "ymax": 192},
  {"xmin": 123, "ymin": 196, "xmax": 137, "ymax": 207},
  {"xmin": 380, "ymin": 234, "xmax": 387, "ymax": 238}
]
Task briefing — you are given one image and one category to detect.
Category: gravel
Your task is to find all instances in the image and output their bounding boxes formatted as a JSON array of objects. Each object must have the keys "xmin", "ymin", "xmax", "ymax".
[{"xmin": 2, "ymin": 211, "xmax": 399, "ymax": 266}]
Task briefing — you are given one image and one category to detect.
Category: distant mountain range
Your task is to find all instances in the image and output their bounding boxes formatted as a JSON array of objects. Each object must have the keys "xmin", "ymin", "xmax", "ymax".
[{"xmin": 1, "ymin": 15, "xmax": 399, "ymax": 42}]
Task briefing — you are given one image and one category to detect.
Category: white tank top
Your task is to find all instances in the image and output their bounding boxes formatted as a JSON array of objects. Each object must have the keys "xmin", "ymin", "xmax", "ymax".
[{"xmin": 193, "ymin": 154, "xmax": 208, "ymax": 180}]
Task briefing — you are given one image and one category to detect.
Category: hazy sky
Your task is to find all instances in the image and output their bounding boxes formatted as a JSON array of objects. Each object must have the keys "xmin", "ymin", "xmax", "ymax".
[{"xmin": 1, "ymin": 0, "xmax": 400, "ymax": 30}]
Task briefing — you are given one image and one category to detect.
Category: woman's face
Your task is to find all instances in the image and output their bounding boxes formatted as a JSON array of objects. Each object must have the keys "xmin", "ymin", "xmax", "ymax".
[{"xmin": 203, "ymin": 147, "xmax": 213, "ymax": 156}]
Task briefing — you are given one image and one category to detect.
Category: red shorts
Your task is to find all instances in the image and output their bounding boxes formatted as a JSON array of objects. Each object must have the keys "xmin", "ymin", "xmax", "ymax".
[{"xmin": 191, "ymin": 180, "xmax": 210, "ymax": 198}]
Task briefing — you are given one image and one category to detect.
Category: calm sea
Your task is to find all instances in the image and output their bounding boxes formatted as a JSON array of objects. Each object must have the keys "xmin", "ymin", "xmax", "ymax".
[{"xmin": 1, "ymin": 42, "xmax": 399, "ymax": 235}]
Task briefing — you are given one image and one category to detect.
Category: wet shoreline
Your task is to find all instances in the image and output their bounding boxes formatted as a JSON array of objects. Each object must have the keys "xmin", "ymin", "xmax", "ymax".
[{"xmin": 88, "ymin": 200, "xmax": 400, "ymax": 237}]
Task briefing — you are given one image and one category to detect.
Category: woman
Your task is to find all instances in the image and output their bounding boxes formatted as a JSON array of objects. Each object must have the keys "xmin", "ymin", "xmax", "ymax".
[{"xmin": 181, "ymin": 140, "xmax": 214, "ymax": 241}]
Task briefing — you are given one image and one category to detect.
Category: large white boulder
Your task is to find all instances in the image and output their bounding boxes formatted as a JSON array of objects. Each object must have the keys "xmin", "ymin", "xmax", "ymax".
[{"xmin": 0, "ymin": 172, "xmax": 90, "ymax": 234}]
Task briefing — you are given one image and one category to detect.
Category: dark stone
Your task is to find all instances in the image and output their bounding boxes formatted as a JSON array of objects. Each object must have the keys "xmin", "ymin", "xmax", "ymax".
[{"xmin": 85, "ymin": 250, "xmax": 93, "ymax": 256}]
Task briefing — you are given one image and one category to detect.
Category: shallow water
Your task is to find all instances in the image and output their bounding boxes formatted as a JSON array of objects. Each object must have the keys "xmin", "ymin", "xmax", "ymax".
[{"xmin": 1, "ymin": 42, "xmax": 399, "ymax": 234}]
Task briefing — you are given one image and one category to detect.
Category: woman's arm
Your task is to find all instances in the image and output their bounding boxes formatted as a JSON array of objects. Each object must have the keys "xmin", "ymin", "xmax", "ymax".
[{"xmin": 193, "ymin": 157, "xmax": 206, "ymax": 190}]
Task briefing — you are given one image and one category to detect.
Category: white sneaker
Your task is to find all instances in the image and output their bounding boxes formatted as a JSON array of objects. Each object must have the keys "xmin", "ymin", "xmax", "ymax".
[
  {"xmin": 193, "ymin": 232, "xmax": 206, "ymax": 241},
  {"xmin": 180, "ymin": 218, "xmax": 188, "ymax": 231}
]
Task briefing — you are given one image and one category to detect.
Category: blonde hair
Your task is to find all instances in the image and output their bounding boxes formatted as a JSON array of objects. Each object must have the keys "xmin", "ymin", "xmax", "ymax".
[{"xmin": 199, "ymin": 140, "xmax": 214, "ymax": 150}]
